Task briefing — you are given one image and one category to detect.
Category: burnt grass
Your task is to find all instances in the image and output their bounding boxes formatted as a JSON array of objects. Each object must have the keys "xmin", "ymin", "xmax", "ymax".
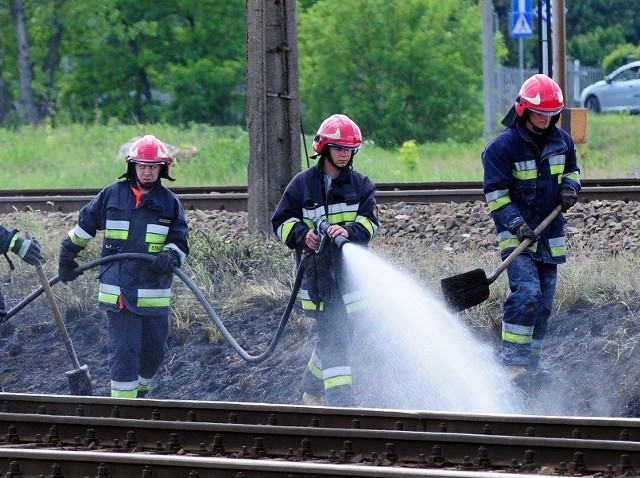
[{"xmin": 1, "ymin": 270, "xmax": 640, "ymax": 418}]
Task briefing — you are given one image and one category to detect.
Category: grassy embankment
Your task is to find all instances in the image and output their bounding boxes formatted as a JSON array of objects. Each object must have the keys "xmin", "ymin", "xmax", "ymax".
[
  {"xmin": 0, "ymin": 114, "xmax": 637, "ymax": 189},
  {"xmin": 1, "ymin": 114, "xmax": 639, "ymax": 339}
]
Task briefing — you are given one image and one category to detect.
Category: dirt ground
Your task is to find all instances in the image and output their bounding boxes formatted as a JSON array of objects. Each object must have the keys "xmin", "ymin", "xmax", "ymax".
[{"xmin": 1, "ymin": 265, "xmax": 640, "ymax": 419}]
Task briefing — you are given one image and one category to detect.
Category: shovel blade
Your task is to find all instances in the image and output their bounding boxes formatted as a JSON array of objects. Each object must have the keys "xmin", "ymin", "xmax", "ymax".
[
  {"xmin": 65, "ymin": 364, "xmax": 93, "ymax": 396},
  {"xmin": 441, "ymin": 268, "xmax": 491, "ymax": 312}
]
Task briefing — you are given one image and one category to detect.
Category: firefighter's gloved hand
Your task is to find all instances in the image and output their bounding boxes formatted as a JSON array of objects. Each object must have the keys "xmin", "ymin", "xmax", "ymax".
[
  {"xmin": 58, "ymin": 258, "xmax": 82, "ymax": 284},
  {"xmin": 558, "ymin": 187, "xmax": 578, "ymax": 213},
  {"xmin": 11, "ymin": 236, "xmax": 42, "ymax": 265},
  {"xmin": 516, "ymin": 223, "xmax": 539, "ymax": 243},
  {"xmin": 151, "ymin": 250, "xmax": 180, "ymax": 274}
]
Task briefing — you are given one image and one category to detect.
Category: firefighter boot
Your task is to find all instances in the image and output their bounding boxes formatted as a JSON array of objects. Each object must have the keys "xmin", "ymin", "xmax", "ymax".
[
  {"xmin": 302, "ymin": 392, "xmax": 325, "ymax": 406},
  {"xmin": 530, "ymin": 368, "xmax": 552, "ymax": 389},
  {"xmin": 325, "ymin": 386, "xmax": 355, "ymax": 407},
  {"xmin": 505, "ymin": 365, "xmax": 528, "ymax": 384}
]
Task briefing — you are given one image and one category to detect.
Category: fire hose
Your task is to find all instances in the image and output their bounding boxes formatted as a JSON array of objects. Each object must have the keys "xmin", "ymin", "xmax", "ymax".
[
  {"xmin": 2, "ymin": 221, "xmax": 347, "ymax": 364},
  {"xmin": 2, "ymin": 252, "xmax": 306, "ymax": 364}
]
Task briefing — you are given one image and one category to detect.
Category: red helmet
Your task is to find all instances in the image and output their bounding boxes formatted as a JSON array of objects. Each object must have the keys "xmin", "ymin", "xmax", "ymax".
[
  {"xmin": 515, "ymin": 74, "xmax": 564, "ymax": 117},
  {"xmin": 312, "ymin": 114, "xmax": 362, "ymax": 154},
  {"xmin": 126, "ymin": 135, "xmax": 172, "ymax": 166}
]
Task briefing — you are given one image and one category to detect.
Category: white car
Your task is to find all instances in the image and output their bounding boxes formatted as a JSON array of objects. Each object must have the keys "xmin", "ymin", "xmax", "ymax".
[{"xmin": 580, "ymin": 61, "xmax": 640, "ymax": 113}]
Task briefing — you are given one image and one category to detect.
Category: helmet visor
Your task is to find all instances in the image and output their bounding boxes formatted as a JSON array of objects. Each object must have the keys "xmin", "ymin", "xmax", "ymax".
[
  {"xmin": 528, "ymin": 107, "xmax": 563, "ymax": 117},
  {"xmin": 129, "ymin": 159, "xmax": 166, "ymax": 165},
  {"xmin": 326, "ymin": 143, "xmax": 360, "ymax": 154}
]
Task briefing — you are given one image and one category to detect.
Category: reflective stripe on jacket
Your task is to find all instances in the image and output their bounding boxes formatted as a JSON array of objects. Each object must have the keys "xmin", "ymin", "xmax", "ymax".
[
  {"xmin": 62, "ymin": 179, "xmax": 189, "ymax": 316},
  {"xmin": 482, "ymin": 120, "xmax": 581, "ymax": 265},
  {"xmin": 271, "ymin": 162, "xmax": 378, "ymax": 312}
]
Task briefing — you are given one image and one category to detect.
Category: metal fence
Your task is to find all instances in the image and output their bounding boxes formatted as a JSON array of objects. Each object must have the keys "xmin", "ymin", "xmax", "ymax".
[{"xmin": 496, "ymin": 63, "xmax": 602, "ymax": 111}]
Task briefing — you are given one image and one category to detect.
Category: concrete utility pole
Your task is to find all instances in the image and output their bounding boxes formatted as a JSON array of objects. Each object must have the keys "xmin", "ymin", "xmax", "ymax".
[
  {"xmin": 482, "ymin": 0, "xmax": 497, "ymax": 138},
  {"xmin": 246, "ymin": 0, "xmax": 301, "ymax": 234}
]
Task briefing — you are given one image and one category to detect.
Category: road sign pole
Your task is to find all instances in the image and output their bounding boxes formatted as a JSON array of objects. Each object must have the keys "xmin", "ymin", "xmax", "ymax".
[{"xmin": 519, "ymin": 38, "xmax": 525, "ymax": 85}]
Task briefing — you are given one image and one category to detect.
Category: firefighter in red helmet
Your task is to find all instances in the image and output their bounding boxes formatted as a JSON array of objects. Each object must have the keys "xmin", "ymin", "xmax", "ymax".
[
  {"xmin": 271, "ymin": 114, "xmax": 379, "ymax": 407},
  {"xmin": 58, "ymin": 134, "xmax": 189, "ymax": 398},
  {"xmin": 482, "ymin": 74, "xmax": 581, "ymax": 389}
]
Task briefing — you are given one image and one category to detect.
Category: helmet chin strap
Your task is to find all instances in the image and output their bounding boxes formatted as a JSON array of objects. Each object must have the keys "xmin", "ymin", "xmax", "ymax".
[
  {"xmin": 325, "ymin": 152, "xmax": 355, "ymax": 171},
  {"xmin": 136, "ymin": 177, "xmax": 160, "ymax": 191},
  {"xmin": 526, "ymin": 118, "xmax": 546, "ymax": 135},
  {"xmin": 132, "ymin": 170, "xmax": 160, "ymax": 191},
  {"xmin": 524, "ymin": 111, "xmax": 548, "ymax": 135}
]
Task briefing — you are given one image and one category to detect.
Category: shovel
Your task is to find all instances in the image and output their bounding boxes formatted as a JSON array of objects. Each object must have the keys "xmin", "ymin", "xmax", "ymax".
[
  {"xmin": 33, "ymin": 261, "xmax": 93, "ymax": 395},
  {"xmin": 441, "ymin": 205, "xmax": 562, "ymax": 312}
]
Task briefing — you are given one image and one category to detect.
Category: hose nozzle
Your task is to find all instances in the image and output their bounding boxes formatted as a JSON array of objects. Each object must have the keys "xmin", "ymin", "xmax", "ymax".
[{"xmin": 313, "ymin": 218, "xmax": 349, "ymax": 251}]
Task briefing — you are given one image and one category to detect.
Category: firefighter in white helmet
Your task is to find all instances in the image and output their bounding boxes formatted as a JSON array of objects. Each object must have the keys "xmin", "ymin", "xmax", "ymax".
[{"xmin": 58, "ymin": 135, "xmax": 189, "ymax": 398}]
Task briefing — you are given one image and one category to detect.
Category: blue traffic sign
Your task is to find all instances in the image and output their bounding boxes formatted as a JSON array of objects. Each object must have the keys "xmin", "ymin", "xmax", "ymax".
[{"xmin": 511, "ymin": 0, "xmax": 533, "ymax": 38}]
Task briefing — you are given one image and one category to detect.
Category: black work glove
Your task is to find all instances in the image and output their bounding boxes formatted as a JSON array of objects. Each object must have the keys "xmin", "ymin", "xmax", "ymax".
[
  {"xmin": 516, "ymin": 223, "xmax": 539, "ymax": 243},
  {"xmin": 151, "ymin": 250, "xmax": 181, "ymax": 274},
  {"xmin": 558, "ymin": 187, "xmax": 578, "ymax": 213},
  {"xmin": 58, "ymin": 257, "xmax": 82, "ymax": 284},
  {"xmin": 11, "ymin": 236, "xmax": 42, "ymax": 265}
]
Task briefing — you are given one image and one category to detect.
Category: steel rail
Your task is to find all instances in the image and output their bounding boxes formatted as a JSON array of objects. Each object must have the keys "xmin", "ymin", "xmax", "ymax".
[
  {"xmin": 1, "ymin": 181, "xmax": 640, "ymax": 213},
  {"xmin": 0, "ymin": 411, "xmax": 638, "ymax": 473},
  {"xmin": 0, "ymin": 393, "xmax": 426, "ymax": 432},
  {"xmin": 1, "ymin": 393, "xmax": 639, "ymax": 442},
  {"xmin": 1, "ymin": 178, "xmax": 638, "ymax": 197},
  {"xmin": 2, "ymin": 392, "xmax": 639, "ymax": 440},
  {"xmin": 0, "ymin": 448, "xmax": 558, "ymax": 478}
]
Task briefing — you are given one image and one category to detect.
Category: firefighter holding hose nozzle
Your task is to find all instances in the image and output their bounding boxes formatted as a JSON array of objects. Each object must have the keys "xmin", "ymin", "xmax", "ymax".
[{"xmin": 271, "ymin": 114, "xmax": 379, "ymax": 407}]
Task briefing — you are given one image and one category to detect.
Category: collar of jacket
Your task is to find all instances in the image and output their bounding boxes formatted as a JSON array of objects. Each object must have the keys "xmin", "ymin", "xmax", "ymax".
[
  {"xmin": 514, "ymin": 118, "xmax": 562, "ymax": 144},
  {"xmin": 315, "ymin": 160, "xmax": 352, "ymax": 185}
]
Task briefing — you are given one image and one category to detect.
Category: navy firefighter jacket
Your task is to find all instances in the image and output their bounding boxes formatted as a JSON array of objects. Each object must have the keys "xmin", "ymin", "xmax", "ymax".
[
  {"xmin": 61, "ymin": 179, "xmax": 189, "ymax": 316},
  {"xmin": 271, "ymin": 162, "xmax": 379, "ymax": 312},
  {"xmin": 482, "ymin": 119, "xmax": 581, "ymax": 265}
]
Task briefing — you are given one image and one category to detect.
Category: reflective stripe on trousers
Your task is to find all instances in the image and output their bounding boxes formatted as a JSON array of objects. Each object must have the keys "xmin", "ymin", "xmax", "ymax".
[{"xmin": 500, "ymin": 254, "xmax": 557, "ymax": 367}]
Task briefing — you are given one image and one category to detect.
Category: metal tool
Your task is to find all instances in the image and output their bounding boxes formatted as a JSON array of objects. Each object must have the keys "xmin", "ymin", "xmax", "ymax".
[
  {"xmin": 441, "ymin": 205, "xmax": 562, "ymax": 312},
  {"xmin": 33, "ymin": 260, "xmax": 92, "ymax": 395}
]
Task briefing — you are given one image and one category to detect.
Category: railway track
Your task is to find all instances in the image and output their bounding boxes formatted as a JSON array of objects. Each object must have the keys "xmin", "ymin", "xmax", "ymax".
[
  {"xmin": 0, "ymin": 178, "xmax": 639, "ymax": 214},
  {"xmin": 0, "ymin": 392, "xmax": 638, "ymax": 477}
]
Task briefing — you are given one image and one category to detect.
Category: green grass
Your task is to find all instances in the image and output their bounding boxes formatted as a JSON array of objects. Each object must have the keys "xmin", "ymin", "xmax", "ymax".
[
  {"xmin": 0, "ymin": 114, "xmax": 637, "ymax": 189},
  {"xmin": 576, "ymin": 114, "xmax": 640, "ymax": 179}
]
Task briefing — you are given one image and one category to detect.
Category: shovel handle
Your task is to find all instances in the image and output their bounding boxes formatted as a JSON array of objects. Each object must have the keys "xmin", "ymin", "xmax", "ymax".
[
  {"xmin": 34, "ymin": 261, "xmax": 83, "ymax": 370},
  {"xmin": 487, "ymin": 205, "xmax": 562, "ymax": 283}
]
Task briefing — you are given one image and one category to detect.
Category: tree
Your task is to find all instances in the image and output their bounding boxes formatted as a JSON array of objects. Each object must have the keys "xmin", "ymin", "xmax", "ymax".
[
  {"xmin": 58, "ymin": 0, "xmax": 245, "ymax": 126},
  {"xmin": 299, "ymin": 0, "xmax": 484, "ymax": 146},
  {"xmin": 566, "ymin": 0, "xmax": 640, "ymax": 46},
  {"xmin": 40, "ymin": 0, "xmax": 64, "ymax": 121},
  {"xmin": 0, "ymin": 43, "xmax": 9, "ymax": 125},
  {"xmin": 11, "ymin": 0, "xmax": 38, "ymax": 124},
  {"xmin": 162, "ymin": 0, "xmax": 246, "ymax": 125},
  {"xmin": 567, "ymin": 25, "xmax": 626, "ymax": 68},
  {"xmin": 565, "ymin": 0, "xmax": 640, "ymax": 67}
]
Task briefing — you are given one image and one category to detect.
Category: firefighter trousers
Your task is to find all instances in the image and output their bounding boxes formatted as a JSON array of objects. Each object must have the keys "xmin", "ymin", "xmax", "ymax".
[
  {"xmin": 106, "ymin": 309, "xmax": 169, "ymax": 397},
  {"xmin": 301, "ymin": 298, "xmax": 356, "ymax": 407},
  {"xmin": 500, "ymin": 254, "xmax": 557, "ymax": 369}
]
